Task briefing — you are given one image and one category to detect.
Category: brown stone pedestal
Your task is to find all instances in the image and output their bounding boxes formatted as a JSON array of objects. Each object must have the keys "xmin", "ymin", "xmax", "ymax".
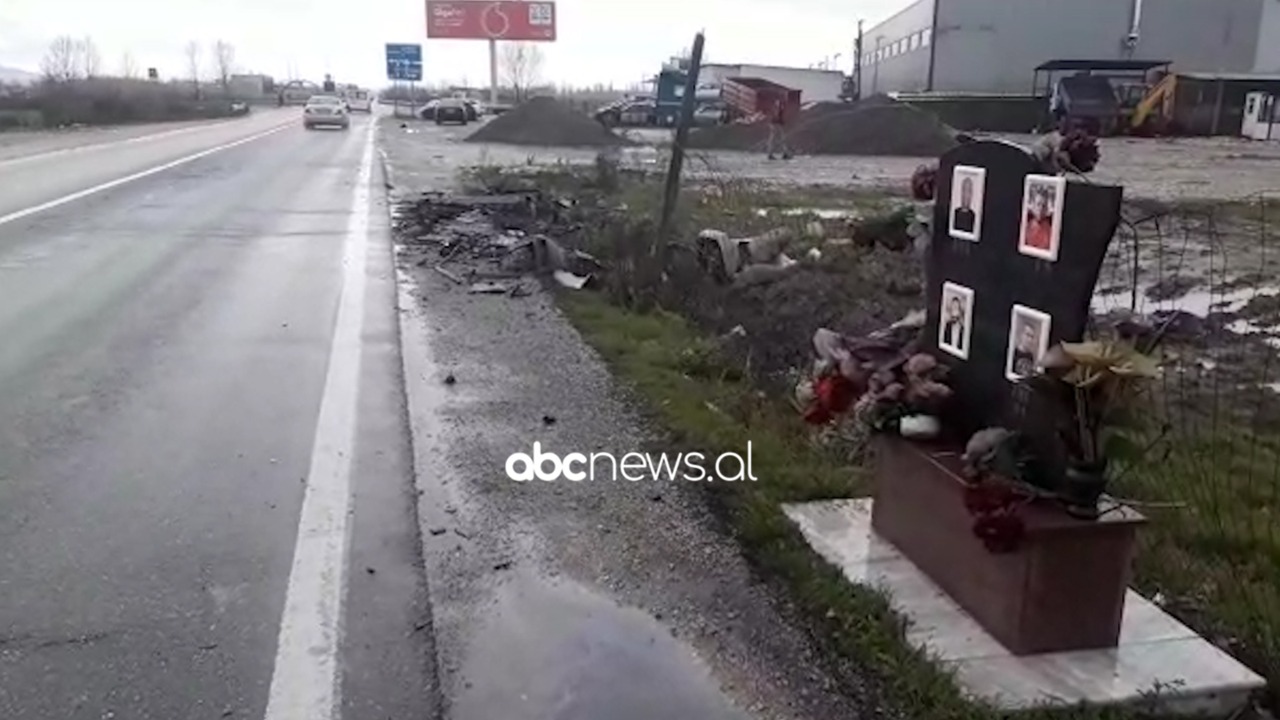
[{"xmin": 871, "ymin": 435, "xmax": 1146, "ymax": 655}]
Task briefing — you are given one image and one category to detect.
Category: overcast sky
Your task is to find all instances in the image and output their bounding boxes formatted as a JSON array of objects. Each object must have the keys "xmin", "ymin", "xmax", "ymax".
[{"xmin": 1, "ymin": 0, "xmax": 907, "ymax": 89}]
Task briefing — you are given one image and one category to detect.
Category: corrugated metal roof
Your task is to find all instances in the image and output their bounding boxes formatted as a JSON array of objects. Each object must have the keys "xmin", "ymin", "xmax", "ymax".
[
  {"xmin": 1035, "ymin": 59, "xmax": 1170, "ymax": 72},
  {"xmin": 1178, "ymin": 72, "xmax": 1280, "ymax": 82}
]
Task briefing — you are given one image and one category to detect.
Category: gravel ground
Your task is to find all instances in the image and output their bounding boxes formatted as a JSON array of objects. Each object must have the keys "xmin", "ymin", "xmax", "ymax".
[{"xmin": 381, "ymin": 115, "xmax": 872, "ymax": 720}]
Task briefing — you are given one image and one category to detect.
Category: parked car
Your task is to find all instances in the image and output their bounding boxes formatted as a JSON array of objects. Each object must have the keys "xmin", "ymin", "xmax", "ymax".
[
  {"xmin": 692, "ymin": 104, "xmax": 727, "ymax": 127},
  {"xmin": 421, "ymin": 98, "xmax": 469, "ymax": 125},
  {"xmin": 594, "ymin": 100, "xmax": 655, "ymax": 127},
  {"xmin": 302, "ymin": 95, "xmax": 350, "ymax": 130}
]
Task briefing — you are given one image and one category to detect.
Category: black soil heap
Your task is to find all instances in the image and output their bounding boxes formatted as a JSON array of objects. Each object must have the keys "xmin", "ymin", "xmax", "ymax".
[
  {"xmin": 465, "ymin": 96, "xmax": 633, "ymax": 148},
  {"xmin": 686, "ymin": 95, "xmax": 957, "ymax": 157}
]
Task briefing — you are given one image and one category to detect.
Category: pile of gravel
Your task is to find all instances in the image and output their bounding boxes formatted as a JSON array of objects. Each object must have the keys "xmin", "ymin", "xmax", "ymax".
[
  {"xmin": 686, "ymin": 95, "xmax": 957, "ymax": 157},
  {"xmin": 465, "ymin": 96, "xmax": 633, "ymax": 148}
]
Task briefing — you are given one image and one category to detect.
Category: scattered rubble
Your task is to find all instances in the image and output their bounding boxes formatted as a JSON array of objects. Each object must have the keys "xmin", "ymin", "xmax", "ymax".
[
  {"xmin": 686, "ymin": 95, "xmax": 958, "ymax": 157},
  {"xmin": 393, "ymin": 188, "xmax": 604, "ymax": 295},
  {"xmin": 465, "ymin": 96, "xmax": 635, "ymax": 148}
]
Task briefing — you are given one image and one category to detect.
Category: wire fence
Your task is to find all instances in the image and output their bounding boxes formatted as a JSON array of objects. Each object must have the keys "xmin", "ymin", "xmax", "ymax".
[{"xmin": 1085, "ymin": 192, "xmax": 1280, "ymax": 706}]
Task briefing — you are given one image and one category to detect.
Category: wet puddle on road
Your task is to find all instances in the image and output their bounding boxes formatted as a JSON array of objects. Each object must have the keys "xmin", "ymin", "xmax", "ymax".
[{"xmin": 451, "ymin": 569, "xmax": 748, "ymax": 720}]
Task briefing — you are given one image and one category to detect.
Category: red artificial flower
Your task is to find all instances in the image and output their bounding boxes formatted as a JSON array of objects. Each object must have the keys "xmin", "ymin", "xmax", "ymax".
[
  {"xmin": 972, "ymin": 513, "xmax": 1026, "ymax": 554},
  {"xmin": 963, "ymin": 484, "xmax": 1018, "ymax": 515},
  {"xmin": 814, "ymin": 375, "xmax": 857, "ymax": 415}
]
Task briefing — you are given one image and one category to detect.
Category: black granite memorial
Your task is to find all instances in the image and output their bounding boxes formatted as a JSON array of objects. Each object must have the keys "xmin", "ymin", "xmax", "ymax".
[
  {"xmin": 870, "ymin": 142, "xmax": 1141, "ymax": 654},
  {"xmin": 925, "ymin": 140, "xmax": 1123, "ymax": 476}
]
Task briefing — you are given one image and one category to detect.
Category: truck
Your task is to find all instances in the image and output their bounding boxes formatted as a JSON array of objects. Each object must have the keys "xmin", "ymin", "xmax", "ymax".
[{"xmin": 721, "ymin": 77, "xmax": 801, "ymax": 122}]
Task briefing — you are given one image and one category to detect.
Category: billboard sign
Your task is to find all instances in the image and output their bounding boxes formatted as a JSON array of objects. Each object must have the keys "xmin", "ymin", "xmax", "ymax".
[
  {"xmin": 386, "ymin": 43, "xmax": 424, "ymax": 81},
  {"xmin": 426, "ymin": 1, "xmax": 556, "ymax": 41}
]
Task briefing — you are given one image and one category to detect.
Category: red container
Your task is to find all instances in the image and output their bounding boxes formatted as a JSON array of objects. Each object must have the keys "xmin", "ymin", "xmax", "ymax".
[{"xmin": 722, "ymin": 77, "xmax": 801, "ymax": 121}]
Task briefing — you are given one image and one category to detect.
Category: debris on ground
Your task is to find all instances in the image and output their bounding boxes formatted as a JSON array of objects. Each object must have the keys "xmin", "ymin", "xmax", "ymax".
[
  {"xmin": 686, "ymin": 95, "xmax": 958, "ymax": 157},
  {"xmin": 393, "ymin": 187, "xmax": 605, "ymax": 297},
  {"xmin": 553, "ymin": 270, "xmax": 591, "ymax": 289},
  {"xmin": 465, "ymin": 96, "xmax": 635, "ymax": 148}
]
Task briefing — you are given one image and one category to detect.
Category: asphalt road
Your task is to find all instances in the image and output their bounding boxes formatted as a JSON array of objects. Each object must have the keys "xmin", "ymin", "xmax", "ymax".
[{"xmin": 0, "ymin": 110, "xmax": 435, "ymax": 718}]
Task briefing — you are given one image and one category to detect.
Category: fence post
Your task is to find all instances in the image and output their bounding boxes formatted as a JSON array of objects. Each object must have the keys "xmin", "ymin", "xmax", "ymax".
[{"xmin": 656, "ymin": 31, "xmax": 706, "ymax": 257}]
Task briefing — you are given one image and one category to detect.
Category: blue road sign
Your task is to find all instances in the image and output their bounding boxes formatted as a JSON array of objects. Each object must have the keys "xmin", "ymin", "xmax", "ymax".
[{"xmin": 385, "ymin": 43, "xmax": 423, "ymax": 82}]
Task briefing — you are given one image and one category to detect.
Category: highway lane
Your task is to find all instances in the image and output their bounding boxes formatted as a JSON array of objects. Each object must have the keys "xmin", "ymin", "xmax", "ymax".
[
  {"xmin": 0, "ymin": 116, "xmax": 275, "ymax": 163},
  {"xmin": 0, "ymin": 109, "xmax": 299, "ymax": 222},
  {"xmin": 0, "ymin": 114, "xmax": 435, "ymax": 718}
]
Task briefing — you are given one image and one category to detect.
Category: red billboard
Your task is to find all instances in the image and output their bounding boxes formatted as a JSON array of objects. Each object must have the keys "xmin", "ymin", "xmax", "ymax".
[{"xmin": 426, "ymin": 1, "xmax": 557, "ymax": 41}]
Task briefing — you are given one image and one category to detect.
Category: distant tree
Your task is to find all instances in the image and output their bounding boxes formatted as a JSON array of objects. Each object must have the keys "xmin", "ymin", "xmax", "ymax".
[
  {"xmin": 77, "ymin": 37, "xmax": 101, "ymax": 79},
  {"xmin": 500, "ymin": 42, "xmax": 543, "ymax": 103},
  {"xmin": 119, "ymin": 51, "xmax": 139, "ymax": 79},
  {"xmin": 184, "ymin": 40, "xmax": 202, "ymax": 97},
  {"xmin": 212, "ymin": 40, "xmax": 235, "ymax": 92},
  {"xmin": 40, "ymin": 36, "xmax": 79, "ymax": 82}
]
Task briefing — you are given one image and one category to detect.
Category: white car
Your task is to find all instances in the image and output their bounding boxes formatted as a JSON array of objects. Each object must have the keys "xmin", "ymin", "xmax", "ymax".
[
  {"xmin": 345, "ymin": 88, "xmax": 373, "ymax": 113},
  {"xmin": 303, "ymin": 95, "xmax": 350, "ymax": 130}
]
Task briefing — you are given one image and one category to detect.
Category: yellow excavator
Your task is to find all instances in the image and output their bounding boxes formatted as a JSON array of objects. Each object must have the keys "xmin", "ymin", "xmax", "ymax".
[{"xmin": 1128, "ymin": 72, "xmax": 1176, "ymax": 135}]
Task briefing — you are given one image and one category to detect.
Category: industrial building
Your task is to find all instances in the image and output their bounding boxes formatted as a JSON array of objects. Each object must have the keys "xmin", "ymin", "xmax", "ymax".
[{"xmin": 861, "ymin": 0, "xmax": 1280, "ymax": 95}]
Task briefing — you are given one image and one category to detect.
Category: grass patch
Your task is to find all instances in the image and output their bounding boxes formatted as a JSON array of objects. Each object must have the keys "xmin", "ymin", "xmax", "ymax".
[
  {"xmin": 1118, "ymin": 430, "xmax": 1280, "ymax": 707},
  {"xmin": 559, "ymin": 292, "xmax": 1159, "ymax": 720}
]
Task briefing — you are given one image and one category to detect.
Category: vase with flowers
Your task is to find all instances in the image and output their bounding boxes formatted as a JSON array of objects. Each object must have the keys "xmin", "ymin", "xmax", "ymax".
[{"xmin": 1026, "ymin": 337, "xmax": 1161, "ymax": 519}]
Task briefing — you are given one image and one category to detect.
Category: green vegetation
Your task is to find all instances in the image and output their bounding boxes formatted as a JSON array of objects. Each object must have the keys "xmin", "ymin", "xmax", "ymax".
[{"xmin": 559, "ymin": 294, "xmax": 1159, "ymax": 720}]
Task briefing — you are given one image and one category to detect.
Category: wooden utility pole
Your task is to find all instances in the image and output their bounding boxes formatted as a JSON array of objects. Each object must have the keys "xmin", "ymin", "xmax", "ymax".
[{"xmin": 657, "ymin": 31, "xmax": 705, "ymax": 250}]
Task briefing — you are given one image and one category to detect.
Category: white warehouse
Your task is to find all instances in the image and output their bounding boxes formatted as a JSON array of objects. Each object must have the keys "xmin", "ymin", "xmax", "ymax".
[{"xmin": 861, "ymin": 0, "xmax": 1280, "ymax": 94}]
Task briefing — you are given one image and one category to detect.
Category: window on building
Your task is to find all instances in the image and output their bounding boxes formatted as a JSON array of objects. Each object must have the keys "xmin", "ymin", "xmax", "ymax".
[
  {"xmin": 896, "ymin": 39, "xmax": 905, "ymax": 54},
  {"xmin": 922, "ymin": 28, "xmax": 932, "ymax": 46},
  {"xmin": 909, "ymin": 34, "xmax": 918, "ymax": 50}
]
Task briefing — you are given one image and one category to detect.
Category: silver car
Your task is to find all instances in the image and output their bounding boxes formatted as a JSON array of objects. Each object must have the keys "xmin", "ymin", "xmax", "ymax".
[{"xmin": 303, "ymin": 95, "xmax": 350, "ymax": 130}]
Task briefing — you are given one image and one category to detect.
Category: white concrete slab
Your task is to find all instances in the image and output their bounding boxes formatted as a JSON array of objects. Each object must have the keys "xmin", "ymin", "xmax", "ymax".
[{"xmin": 783, "ymin": 498, "xmax": 1265, "ymax": 716}]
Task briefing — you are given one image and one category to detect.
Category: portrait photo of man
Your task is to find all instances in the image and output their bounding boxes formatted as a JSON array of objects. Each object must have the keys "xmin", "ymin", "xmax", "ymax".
[
  {"xmin": 938, "ymin": 282, "xmax": 975, "ymax": 360},
  {"xmin": 1018, "ymin": 174, "xmax": 1065, "ymax": 261},
  {"xmin": 948, "ymin": 166, "xmax": 985, "ymax": 242},
  {"xmin": 1005, "ymin": 305, "xmax": 1052, "ymax": 381}
]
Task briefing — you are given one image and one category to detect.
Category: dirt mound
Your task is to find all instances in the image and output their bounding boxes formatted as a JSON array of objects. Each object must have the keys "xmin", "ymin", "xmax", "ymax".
[
  {"xmin": 465, "ymin": 96, "xmax": 633, "ymax": 148},
  {"xmin": 686, "ymin": 95, "xmax": 957, "ymax": 158}
]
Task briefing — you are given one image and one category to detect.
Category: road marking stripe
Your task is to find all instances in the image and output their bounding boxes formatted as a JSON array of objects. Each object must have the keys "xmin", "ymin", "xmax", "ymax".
[
  {"xmin": 262, "ymin": 119, "xmax": 375, "ymax": 720},
  {"xmin": 0, "ymin": 118, "xmax": 255, "ymax": 168},
  {"xmin": 0, "ymin": 123, "xmax": 293, "ymax": 227}
]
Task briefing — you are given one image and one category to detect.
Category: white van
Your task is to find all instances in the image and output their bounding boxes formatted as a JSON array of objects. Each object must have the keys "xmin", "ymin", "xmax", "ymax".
[{"xmin": 345, "ymin": 88, "xmax": 373, "ymax": 113}]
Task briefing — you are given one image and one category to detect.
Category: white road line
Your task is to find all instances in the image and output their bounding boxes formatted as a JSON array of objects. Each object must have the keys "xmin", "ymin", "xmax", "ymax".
[
  {"xmin": 0, "ymin": 118, "xmax": 252, "ymax": 168},
  {"xmin": 263, "ymin": 119, "xmax": 375, "ymax": 720},
  {"xmin": 0, "ymin": 123, "xmax": 293, "ymax": 227}
]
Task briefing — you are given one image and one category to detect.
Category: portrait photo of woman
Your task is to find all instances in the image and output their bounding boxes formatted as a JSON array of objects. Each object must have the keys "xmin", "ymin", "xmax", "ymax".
[
  {"xmin": 1018, "ymin": 174, "xmax": 1066, "ymax": 262},
  {"xmin": 948, "ymin": 165, "xmax": 986, "ymax": 242}
]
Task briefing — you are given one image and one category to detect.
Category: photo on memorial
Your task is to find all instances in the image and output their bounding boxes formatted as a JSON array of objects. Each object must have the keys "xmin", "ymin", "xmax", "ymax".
[
  {"xmin": 1018, "ymin": 174, "xmax": 1066, "ymax": 261},
  {"xmin": 948, "ymin": 165, "xmax": 986, "ymax": 242},
  {"xmin": 1005, "ymin": 304, "xmax": 1052, "ymax": 382},
  {"xmin": 938, "ymin": 282, "xmax": 975, "ymax": 359}
]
